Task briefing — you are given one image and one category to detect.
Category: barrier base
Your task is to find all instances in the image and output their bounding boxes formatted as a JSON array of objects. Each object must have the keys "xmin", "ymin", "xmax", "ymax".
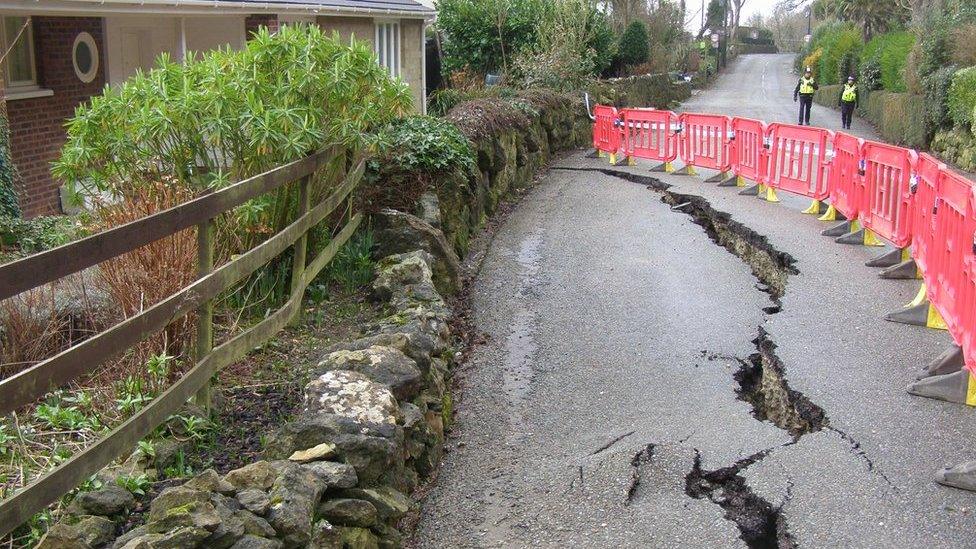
[
  {"xmin": 738, "ymin": 183, "xmax": 759, "ymax": 196},
  {"xmin": 674, "ymin": 164, "xmax": 698, "ymax": 176},
  {"xmin": 609, "ymin": 153, "xmax": 618, "ymax": 165},
  {"xmin": 936, "ymin": 459, "xmax": 976, "ymax": 492},
  {"xmin": 764, "ymin": 187, "xmax": 780, "ymax": 203},
  {"xmin": 801, "ymin": 200, "xmax": 827, "ymax": 215},
  {"xmin": 879, "ymin": 258, "xmax": 921, "ymax": 280},
  {"xmin": 866, "ymin": 247, "xmax": 909, "ymax": 268},
  {"xmin": 717, "ymin": 175, "xmax": 741, "ymax": 187},
  {"xmin": 917, "ymin": 344, "xmax": 965, "ymax": 380},
  {"xmin": 817, "ymin": 205, "xmax": 847, "ymax": 222},
  {"xmin": 650, "ymin": 161, "xmax": 675, "ymax": 173},
  {"xmin": 586, "ymin": 149, "xmax": 601, "ymax": 159},
  {"xmin": 907, "ymin": 369, "xmax": 976, "ymax": 405},
  {"xmin": 885, "ymin": 301, "xmax": 948, "ymax": 330},
  {"xmin": 821, "ymin": 220, "xmax": 851, "ymax": 237},
  {"xmin": 704, "ymin": 171, "xmax": 730, "ymax": 183},
  {"xmin": 613, "ymin": 155, "xmax": 633, "ymax": 167},
  {"xmin": 836, "ymin": 226, "xmax": 885, "ymax": 247}
]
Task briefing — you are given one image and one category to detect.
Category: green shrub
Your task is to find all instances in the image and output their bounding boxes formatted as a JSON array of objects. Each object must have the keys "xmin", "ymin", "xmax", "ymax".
[
  {"xmin": 513, "ymin": 0, "xmax": 609, "ymax": 90},
  {"xmin": 859, "ymin": 56, "xmax": 883, "ymax": 90},
  {"xmin": 948, "ymin": 66, "xmax": 976, "ymax": 128},
  {"xmin": 924, "ymin": 65, "xmax": 958, "ymax": 135},
  {"xmin": 861, "ymin": 31, "xmax": 915, "ymax": 92},
  {"xmin": 815, "ymin": 25, "xmax": 862, "ymax": 85},
  {"xmin": 0, "ymin": 215, "xmax": 78, "ymax": 254},
  {"xmin": 0, "ymin": 114, "xmax": 19, "ymax": 219},
  {"xmin": 860, "ymin": 91, "xmax": 927, "ymax": 149},
  {"xmin": 618, "ymin": 21, "xmax": 649, "ymax": 67},
  {"xmin": 589, "ymin": 10, "xmax": 617, "ymax": 77},
  {"xmin": 53, "ymin": 24, "xmax": 410, "ymax": 254},
  {"xmin": 436, "ymin": 0, "xmax": 545, "ymax": 76}
]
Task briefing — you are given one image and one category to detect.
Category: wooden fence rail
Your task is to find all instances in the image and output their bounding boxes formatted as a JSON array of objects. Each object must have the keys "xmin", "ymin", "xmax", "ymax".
[{"xmin": 0, "ymin": 148, "xmax": 364, "ymax": 536}]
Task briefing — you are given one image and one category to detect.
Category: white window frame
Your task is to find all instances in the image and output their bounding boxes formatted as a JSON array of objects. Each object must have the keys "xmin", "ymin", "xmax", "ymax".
[
  {"xmin": 1, "ymin": 15, "xmax": 51, "ymax": 100},
  {"xmin": 374, "ymin": 20, "xmax": 401, "ymax": 78}
]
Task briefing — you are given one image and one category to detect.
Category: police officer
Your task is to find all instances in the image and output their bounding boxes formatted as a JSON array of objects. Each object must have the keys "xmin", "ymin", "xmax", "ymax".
[
  {"xmin": 838, "ymin": 75, "xmax": 858, "ymax": 130},
  {"xmin": 793, "ymin": 67, "xmax": 818, "ymax": 126}
]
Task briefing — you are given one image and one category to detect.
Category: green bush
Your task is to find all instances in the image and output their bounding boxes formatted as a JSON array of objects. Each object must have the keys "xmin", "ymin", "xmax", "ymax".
[
  {"xmin": 0, "ymin": 215, "xmax": 78, "ymax": 254},
  {"xmin": 0, "ymin": 114, "xmax": 19, "ymax": 219},
  {"xmin": 861, "ymin": 31, "xmax": 915, "ymax": 92},
  {"xmin": 618, "ymin": 21, "xmax": 649, "ymax": 67},
  {"xmin": 53, "ymin": 24, "xmax": 410, "ymax": 254},
  {"xmin": 589, "ymin": 10, "xmax": 617, "ymax": 77},
  {"xmin": 859, "ymin": 56, "xmax": 883, "ymax": 90},
  {"xmin": 815, "ymin": 25, "xmax": 862, "ymax": 85},
  {"xmin": 924, "ymin": 65, "xmax": 958, "ymax": 135},
  {"xmin": 948, "ymin": 66, "xmax": 976, "ymax": 128},
  {"xmin": 436, "ymin": 0, "xmax": 545, "ymax": 75}
]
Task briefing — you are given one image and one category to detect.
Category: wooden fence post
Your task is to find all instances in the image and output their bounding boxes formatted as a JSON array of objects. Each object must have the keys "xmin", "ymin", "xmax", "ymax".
[
  {"xmin": 193, "ymin": 217, "xmax": 215, "ymax": 412},
  {"xmin": 289, "ymin": 175, "xmax": 311, "ymax": 326}
]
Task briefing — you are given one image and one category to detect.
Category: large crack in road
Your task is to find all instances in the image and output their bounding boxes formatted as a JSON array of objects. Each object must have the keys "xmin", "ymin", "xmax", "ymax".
[{"xmin": 555, "ymin": 166, "xmax": 892, "ymax": 548}]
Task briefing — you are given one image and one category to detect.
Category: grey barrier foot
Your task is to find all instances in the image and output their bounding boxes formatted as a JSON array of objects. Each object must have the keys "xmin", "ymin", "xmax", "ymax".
[
  {"xmin": 585, "ymin": 149, "xmax": 600, "ymax": 158},
  {"xmin": 907, "ymin": 369, "xmax": 970, "ymax": 404},
  {"xmin": 821, "ymin": 221, "xmax": 851, "ymax": 237},
  {"xmin": 935, "ymin": 461, "xmax": 976, "ymax": 492},
  {"xmin": 704, "ymin": 171, "xmax": 729, "ymax": 183},
  {"xmin": 835, "ymin": 228, "xmax": 865, "ymax": 245},
  {"xmin": 738, "ymin": 184, "xmax": 759, "ymax": 196},
  {"xmin": 717, "ymin": 176, "xmax": 739, "ymax": 187},
  {"xmin": 879, "ymin": 259, "xmax": 919, "ymax": 280},
  {"xmin": 917, "ymin": 344, "xmax": 965, "ymax": 380},
  {"xmin": 885, "ymin": 302, "xmax": 929, "ymax": 327},
  {"xmin": 866, "ymin": 247, "xmax": 904, "ymax": 268},
  {"xmin": 613, "ymin": 156, "xmax": 630, "ymax": 167}
]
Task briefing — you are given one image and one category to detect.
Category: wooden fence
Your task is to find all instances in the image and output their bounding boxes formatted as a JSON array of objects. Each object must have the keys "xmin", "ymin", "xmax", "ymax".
[{"xmin": 0, "ymin": 147, "xmax": 364, "ymax": 536}]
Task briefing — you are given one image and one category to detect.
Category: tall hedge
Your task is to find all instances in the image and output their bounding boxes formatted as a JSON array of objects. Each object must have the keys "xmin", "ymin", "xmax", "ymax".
[
  {"xmin": 437, "ymin": 0, "xmax": 545, "ymax": 75},
  {"xmin": 948, "ymin": 66, "xmax": 976, "ymax": 128},
  {"xmin": 618, "ymin": 21, "xmax": 649, "ymax": 66},
  {"xmin": 861, "ymin": 31, "xmax": 915, "ymax": 92},
  {"xmin": 0, "ymin": 113, "xmax": 19, "ymax": 218},
  {"xmin": 816, "ymin": 26, "xmax": 862, "ymax": 85}
]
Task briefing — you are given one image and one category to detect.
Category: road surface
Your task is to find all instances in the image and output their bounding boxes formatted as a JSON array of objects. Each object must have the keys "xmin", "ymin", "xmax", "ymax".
[{"xmin": 413, "ymin": 54, "xmax": 976, "ymax": 548}]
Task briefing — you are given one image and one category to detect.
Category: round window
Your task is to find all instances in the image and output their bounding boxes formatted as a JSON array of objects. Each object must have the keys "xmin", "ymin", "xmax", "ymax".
[{"xmin": 72, "ymin": 32, "xmax": 99, "ymax": 83}]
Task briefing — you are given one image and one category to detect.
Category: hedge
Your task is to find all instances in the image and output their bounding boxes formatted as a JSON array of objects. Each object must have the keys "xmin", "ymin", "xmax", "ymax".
[
  {"xmin": 817, "ymin": 26, "xmax": 862, "ymax": 85},
  {"xmin": 948, "ymin": 66, "xmax": 976, "ymax": 129},
  {"xmin": 813, "ymin": 85, "xmax": 927, "ymax": 149},
  {"xmin": 861, "ymin": 31, "xmax": 915, "ymax": 93}
]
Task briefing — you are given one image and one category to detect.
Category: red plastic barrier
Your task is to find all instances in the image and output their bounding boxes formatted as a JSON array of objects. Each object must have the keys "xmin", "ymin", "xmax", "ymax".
[
  {"xmin": 730, "ymin": 117, "xmax": 766, "ymax": 183},
  {"xmin": 764, "ymin": 123, "xmax": 833, "ymax": 200},
  {"xmin": 827, "ymin": 132, "xmax": 864, "ymax": 220},
  {"xmin": 910, "ymin": 153, "xmax": 943, "ymax": 279},
  {"xmin": 678, "ymin": 113, "xmax": 733, "ymax": 172},
  {"xmin": 860, "ymin": 141, "xmax": 917, "ymax": 248},
  {"xmin": 620, "ymin": 109, "xmax": 678, "ymax": 164},
  {"xmin": 593, "ymin": 105, "xmax": 620, "ymax": 154},
  {"xmin": 929, "ymin": 171, "xmax": 976, "ymax": 340}
]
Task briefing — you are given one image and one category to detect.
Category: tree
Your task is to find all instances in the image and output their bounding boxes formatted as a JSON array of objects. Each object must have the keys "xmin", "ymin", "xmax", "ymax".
[{"xmin": 618, "ymin": 20, "xmax": 650, "ymax": 66}]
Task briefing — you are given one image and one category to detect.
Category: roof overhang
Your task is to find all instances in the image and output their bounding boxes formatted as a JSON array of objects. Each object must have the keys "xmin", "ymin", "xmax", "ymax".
[{"xmin": 0, "ymin": 0, "xmax": 434, "ymax": 20}]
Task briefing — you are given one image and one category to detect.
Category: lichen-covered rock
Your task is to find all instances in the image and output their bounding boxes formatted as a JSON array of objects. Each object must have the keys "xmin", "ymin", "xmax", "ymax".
[
  {"xmin": 416, "ymin": 192, "xmax": 441, "ymax": 228},
  {"xmin": 401, "ymin": 403, "xmax": 441, "ymax": 479},
  {"xmin": 336, "ymin": 486, "xmax": 413, "ymax": 523},
  {"xmin": 373, "ymin": 211, "xmax": 460, "ymax": 296},
  {"xmin": 316, "ymin": 346, "xmax": 423, "ymax": 402},
  {"xmin": 236, "ymin": 489, "xmax": 271, "ymax": 516},
  {"xmin": 67, "ymin": 485, "xmax": 136, "ymax": 517},
  {"xmin": 37, "ymin": 516, "xmax": 115, "ymax": 549},
  {"xmin": 184, "ymin": 469, "xmax": 236, "ymax": 495},
  {"xmin": 265, "ymin": 461, "xmax": 327, "ymax": 548},
  {"xmin": 288, "ymin": 442, "xmax": 337, "ymax": 463},
  {"xmin": 224, "ymin": 461, "xmax": 278, "ymax": 492},
  {"xmin": 335, "ymin": 527, "xmax": 380, "ymax": 549},
  {"xmin": 326, "ymin": 332, "xmax": 433, "ymax": 375},
  {"xmin": 230, "ymin": 535, "xmax": 283, "ymax": 549},
  {"xmin": 302, "ymin": 461, "xmax": 358, "ymax": 489},
  {"xmin": 371, "ymin": 250, "xmax": 436, "ymax": 302},
  {"xmin": 304, "ymin": 371, "xmax": 401, "ymax": 427},
  {"xmin": 316, "ymin": 498, "xmax": 378, "ymax": 528}
]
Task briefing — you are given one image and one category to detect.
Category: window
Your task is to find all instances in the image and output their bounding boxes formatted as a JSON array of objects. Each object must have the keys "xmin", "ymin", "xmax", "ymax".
[
  {"xmin": 72, "ymin": 32, "xmax": 99, "ymax": 83},
  {"xmin": 2, "ymin": 16, "xmax": 36, "ymax": 90},
  {"xmin": 374, "ymin": 21, "xmax": 400, "ymax": 78}
]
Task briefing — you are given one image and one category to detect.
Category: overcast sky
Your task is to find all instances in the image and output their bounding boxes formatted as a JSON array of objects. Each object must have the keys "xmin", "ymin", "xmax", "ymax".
[{"xmin": 683, "ymin": 0, "xmax": 790, "ymax": 31}]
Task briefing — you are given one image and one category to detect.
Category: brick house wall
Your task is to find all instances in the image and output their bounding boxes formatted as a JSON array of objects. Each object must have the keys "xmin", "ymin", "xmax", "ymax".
[
  {"xmin": 8, "ymin": 17, "xmax": 106, "ymax": 217},
  {"xmin": 245, "ymin": 14, "xmax": 279, "ymax": 36}
]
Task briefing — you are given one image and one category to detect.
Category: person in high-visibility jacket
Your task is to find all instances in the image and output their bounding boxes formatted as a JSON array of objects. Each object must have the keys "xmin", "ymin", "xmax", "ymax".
[
  {"xmin": 793, "ymin": 67, "xmax": 819, "ymax": 126},
  {"xmin": 838, "ymin": 75, "xmax": 858, "ymax": 130}
]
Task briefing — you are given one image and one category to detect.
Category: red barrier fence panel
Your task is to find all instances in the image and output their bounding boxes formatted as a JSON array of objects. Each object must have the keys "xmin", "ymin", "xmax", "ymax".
[
  {"xmin": 678, "ymin": 112, "xmax": 733, "ymax": 172},
  {"xmin": 621, "ymin": 108, "xmax": 678, "ymax": 164},
  {"xmin": 593, "ymin": 105, "xmax": 619, "ymax": 154},
  {"xmin": 730, "ymin": 117, "xmax": 766, "ymax": 183},
  {"xmin": 962, "ymin": 243, "xmax": 976, "ymax": 377},
  {"xmin": 911, "ymin": 153, "xmax": 943, "ymax": 280},
  {"xmin": 929, "ymin": 170, "xmax": 976, "ymax": 340},
  {"xmin": 827, "ymin": 132, "xmax": 864, "ymax": 220},
  {"xmin": 763, "ymin": 123, "xmax": 833, "ymax": 200},
  {"xmin": 860, "ymin": 141, "xmax": 917, "ymax": 248}
]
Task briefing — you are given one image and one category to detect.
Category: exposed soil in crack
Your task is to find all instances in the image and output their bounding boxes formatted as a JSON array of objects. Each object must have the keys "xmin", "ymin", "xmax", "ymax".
[
  {"xmin": 685, "ymin": 448, "xmax": 797, "ymax": 549},
  {"xmin": 625, "ymin": 443, "xmax": 655, "ymax": 504}
]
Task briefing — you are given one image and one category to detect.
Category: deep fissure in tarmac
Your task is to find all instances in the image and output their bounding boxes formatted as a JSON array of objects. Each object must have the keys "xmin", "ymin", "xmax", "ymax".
[{"xmin": 625, "ymin": 443, "xmax": 655, "ymax": 504}]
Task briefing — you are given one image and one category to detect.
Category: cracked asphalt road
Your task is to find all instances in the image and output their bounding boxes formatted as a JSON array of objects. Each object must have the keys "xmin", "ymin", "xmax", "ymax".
[{"xmin": 413, "ymin": 54, "xmax": 976, "ymax": 547}]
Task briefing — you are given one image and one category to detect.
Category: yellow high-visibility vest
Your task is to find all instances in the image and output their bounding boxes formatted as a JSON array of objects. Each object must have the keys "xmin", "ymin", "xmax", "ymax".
[
  {"xmin": 799, "ymin": 77, "xmax": 815, "ymax": 94},
  {"xmin": 842, "ymin": 84, "xmax": 857, "ymax": 102}
]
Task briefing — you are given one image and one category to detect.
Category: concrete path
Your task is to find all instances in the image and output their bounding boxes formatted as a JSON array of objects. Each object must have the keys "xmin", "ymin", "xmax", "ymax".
[{"xmin": 413, "ymin": 54, "xmax": 976, "ymax": 548}]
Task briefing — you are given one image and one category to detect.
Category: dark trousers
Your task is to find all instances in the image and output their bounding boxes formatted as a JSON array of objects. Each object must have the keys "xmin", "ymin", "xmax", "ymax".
[
  {"xmin": 841, "ymin": 102, "xmax": 855, "ymax": 129},
  {"xmin": 798, "ymin": 94, "xmax": 813, "ymax": 125}
]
